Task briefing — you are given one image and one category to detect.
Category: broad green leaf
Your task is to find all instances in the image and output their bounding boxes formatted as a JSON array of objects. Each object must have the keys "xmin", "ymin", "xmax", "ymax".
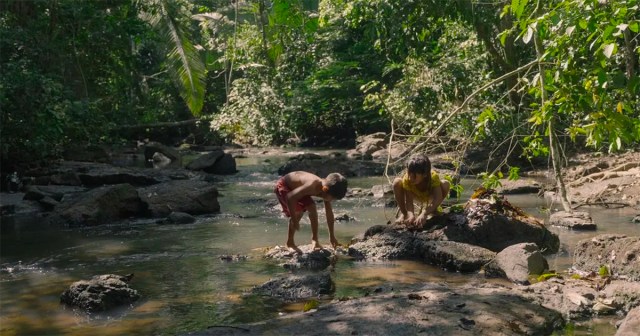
[
  {"xmin": 602, "ymin": 25, "xmax": 615, "ymax": 39},
  {"xmin": 602, "ymin": 43, "xmax": 616, "ymax": 58},
  {"xmin": 629, "ymin": 22, "xmax": 639, "ymax": 33},
  {"xmin": 511, "ymin": 0, "xmax": 528, "ymax": 19},
  {"xmin": 578, "ymin": 19, "xmax": 588, "ymax": 29}
]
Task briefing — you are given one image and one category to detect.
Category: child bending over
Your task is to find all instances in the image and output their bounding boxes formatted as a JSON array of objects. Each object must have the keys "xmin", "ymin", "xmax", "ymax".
[
  {"xmin": 392, "ymin": 153, "xmax": 450, "ymax": 228},
  {"xmin": 274, "ymin": 171, "xmax": 348, "ymax": 253}
]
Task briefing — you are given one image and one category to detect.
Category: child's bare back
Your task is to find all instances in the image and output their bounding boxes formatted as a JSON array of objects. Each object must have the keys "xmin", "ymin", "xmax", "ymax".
[{"xmin": 283, "ymin": 171, "xmax": 324, "ymax": 196}]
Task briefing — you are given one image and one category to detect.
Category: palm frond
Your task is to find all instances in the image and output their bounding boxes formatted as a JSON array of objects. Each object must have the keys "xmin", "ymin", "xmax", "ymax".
[{"xmin": 140, "ymin": 0, "xmax": 206, "ymax": 116}]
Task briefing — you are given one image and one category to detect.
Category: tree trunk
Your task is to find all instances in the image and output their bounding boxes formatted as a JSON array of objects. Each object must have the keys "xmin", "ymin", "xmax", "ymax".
[{"xmin": 533, "ymin": 0, "xmax": 572, "ymax": 212}]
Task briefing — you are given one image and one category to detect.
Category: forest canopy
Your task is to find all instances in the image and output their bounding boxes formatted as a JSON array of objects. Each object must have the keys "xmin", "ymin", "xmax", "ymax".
[{"xmin": 1, "ymin": 0, "xmax": 638, "ymax": 167}]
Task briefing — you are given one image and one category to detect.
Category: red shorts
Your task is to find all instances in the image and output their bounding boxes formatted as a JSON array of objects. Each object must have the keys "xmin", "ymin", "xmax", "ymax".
[{"xmin": 274, "ymin": 177, "xmax": 313, "ymax": 217}]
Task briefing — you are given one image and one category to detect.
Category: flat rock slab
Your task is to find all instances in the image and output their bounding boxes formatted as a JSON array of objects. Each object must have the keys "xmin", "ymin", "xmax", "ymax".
[
  {"xmin": 184, "ymin": 282, "xmax": 563, "ymax": 336},
  {"xmin": 573, "ymin": 234, "xmax": 640, "ymax": 281},
  {"xmin": 549, "ymin": 211, "xmax": 597, "ymax": 230},
  {"xmin": 421, "ymin": 240, "xmax": 496, "ymax": 273},
  {"xmin": 497, "ymin": 179, "xmax": 542, "ymax": 194}
]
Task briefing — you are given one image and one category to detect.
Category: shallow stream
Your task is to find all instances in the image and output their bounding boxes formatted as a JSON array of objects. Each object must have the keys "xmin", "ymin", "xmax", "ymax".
[{"xmin": 1, "ymin": 151, "xmax": 639, "ymax": 335}]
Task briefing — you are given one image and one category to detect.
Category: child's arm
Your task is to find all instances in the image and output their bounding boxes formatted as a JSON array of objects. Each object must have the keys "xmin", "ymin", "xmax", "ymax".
[
  {"xmin": 324, "ymin": 200, "xmax": 338, "ymax": 248},
  {"xmin": 416, "ymin": 184, "xmax": 444, "ymax": 225}
]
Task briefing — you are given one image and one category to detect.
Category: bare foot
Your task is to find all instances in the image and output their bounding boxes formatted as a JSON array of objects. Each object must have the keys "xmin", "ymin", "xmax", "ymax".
[
  {"xmin": 394, "ymin": 214, "xmax": 407, "ymax": 225},
  {"xmin": 311, "ymin": 240, "xmax": 323, "ymax": 250},
  {"xmin": 286, "ymin": 241, "xmax": 302, "ymax": 254},
  {"xmin": 330, "ymin": 237, "xmax": 339, "ymax": 249}
]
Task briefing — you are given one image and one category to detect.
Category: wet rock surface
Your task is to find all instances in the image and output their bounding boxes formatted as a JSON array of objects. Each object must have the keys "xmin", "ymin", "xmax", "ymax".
[
  {"xmin": 264, "ymin": 245, "xmax": 338, "ymax": 271},
  {"xmin": 55, "ymin": 183, "xmax": 147, "ymax": 226},
  {"xmin": 60, "ymin": 274, "xmax": 139, "ymax": 312},
  {"xmin": 138, "ymin": 179, "xmax": 220, "ymax": 216},
  {"xmin": 250, "ymin": 271, "xmax": 334, "ymax": 302}
]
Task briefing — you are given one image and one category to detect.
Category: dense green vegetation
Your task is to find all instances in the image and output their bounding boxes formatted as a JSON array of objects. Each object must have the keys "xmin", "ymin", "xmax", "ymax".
[{"xmin": 1, "ymin": 0, "xmax": 638, "ymax": 171}]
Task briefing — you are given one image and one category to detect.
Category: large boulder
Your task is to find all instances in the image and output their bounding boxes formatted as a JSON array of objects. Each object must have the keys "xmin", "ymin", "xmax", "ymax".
[
  {"xmin": 348, "ymin": 190, "xmax": 559, "ymax": 271},
  {"xmin": 55, "ymin": 184, "xmax": 147, "ymax": 226},
  {"xmin": 573, "ymin": 234, "xmax": 640, "ymax": 281},
  {"xmin": 423, "ymin": 189, "xmax": 560, "ymax": 254},
  {"xmin": 138, "ymin": 180, "xmax": 220, "ymax": 216},
  {"xmin": 348, "ymin": 225, "xmax": 495, "ymax": 273},
  {"xmin": 278, "ymin": 153, "xmax": 384, "ymax": 177},
  {"xmin": 28, "ymin": 161, "xmax": 174, "ymax": 187},
  {"xmin": 60, "ymin": 274, "xmax": 139, "ymax": 312},
  {"xmin": 186, "ymin": 149, "xmax": 237, "ymax": 175},
  {"xmin": 346, "ymin": 132, "xmax": 387, "ymax": 160},
  {"xmin": 144, "ymin": 141, "xmax": 182, "ymax": 163},
  {"xmin": 484, "ymin": 243, "xmax": 549, "ymax": 284}
]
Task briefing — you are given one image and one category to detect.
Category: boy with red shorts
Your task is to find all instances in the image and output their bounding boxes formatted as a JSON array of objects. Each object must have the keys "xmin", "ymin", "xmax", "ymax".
[{"xmin": 274, "ymin": 171, "xmax": 347, "ymax": 253}]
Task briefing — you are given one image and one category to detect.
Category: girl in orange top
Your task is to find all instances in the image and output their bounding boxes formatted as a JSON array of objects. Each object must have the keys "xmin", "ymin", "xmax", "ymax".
[{"xmin": 392, "ymin": 153, "xmax": 450, "ymax": 228}]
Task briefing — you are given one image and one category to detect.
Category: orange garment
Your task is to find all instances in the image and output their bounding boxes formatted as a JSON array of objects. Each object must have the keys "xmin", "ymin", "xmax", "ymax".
[{"xmin": 274, "ymin": 177, "xmax": 314, "ymax": 217}]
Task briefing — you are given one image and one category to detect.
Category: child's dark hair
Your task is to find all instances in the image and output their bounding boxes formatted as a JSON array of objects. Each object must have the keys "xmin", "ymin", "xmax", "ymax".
[
  {"xmin": 406, "ymin": 153, "xmax": 431, "ymax": 175},
  {"xmin": 324, "ymin": 173, "xmax": 348, "ymax": 199}
]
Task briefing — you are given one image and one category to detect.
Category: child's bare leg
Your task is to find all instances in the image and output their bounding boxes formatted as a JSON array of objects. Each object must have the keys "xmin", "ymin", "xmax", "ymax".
[
  {"xmin": 286, "ymin": 217, "xmax": 302, "ymax": 254},
  {"xmin": 437, "ymin": 180, "xmax": 451, "ymax": 214},
  {"xmin": 292, "ymin": 212, "xmax": 303, "ymax": 231},
  {"xmin": 392, "ymin": 178, "xmax": 408, "ymax": 224},
  {"xmin": 308, "ymin": 209, "xmax": 322, "ymax": 249}
]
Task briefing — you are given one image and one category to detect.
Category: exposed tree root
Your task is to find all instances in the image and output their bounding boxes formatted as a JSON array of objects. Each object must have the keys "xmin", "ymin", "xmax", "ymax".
[
  {"xmin": 569, "ymin": 162, "xmax": 640, "ymax": 187},
  {"xmin": 572, "ymin": 202, "xmax": 629, "ymax": 209}
]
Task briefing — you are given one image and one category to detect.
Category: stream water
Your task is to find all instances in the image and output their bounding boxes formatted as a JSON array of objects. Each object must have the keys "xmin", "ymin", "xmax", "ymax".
[{"xmin": 1, "ymin": 150, "xmax": 639, "ymax": 336}]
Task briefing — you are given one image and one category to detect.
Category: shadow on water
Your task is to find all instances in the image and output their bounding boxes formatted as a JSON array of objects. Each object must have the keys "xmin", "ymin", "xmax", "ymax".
[{"xmin": 1, "ymin": 149, "xmax": 639, "ymax": 335}]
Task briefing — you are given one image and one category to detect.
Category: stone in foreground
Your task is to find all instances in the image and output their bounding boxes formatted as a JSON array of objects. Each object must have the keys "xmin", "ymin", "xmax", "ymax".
[{"xmin": 60, "ymin": 274, "xmax": 139, "ymax": 312}]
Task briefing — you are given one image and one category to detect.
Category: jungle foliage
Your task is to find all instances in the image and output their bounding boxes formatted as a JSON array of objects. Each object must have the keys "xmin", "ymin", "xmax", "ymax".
[{"xmin": 1, "ymin": 0, "xmax": 638, "ymax": 169}]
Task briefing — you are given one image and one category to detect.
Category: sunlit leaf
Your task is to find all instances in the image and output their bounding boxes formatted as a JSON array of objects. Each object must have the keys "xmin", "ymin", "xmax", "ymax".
[
  {"xmin": 523, "ymin": 26, "xmax": 533, "ymax": 44},
  {"xmin": 602, "ymin": 43, "xmax": 616, "ymax": 58},
  {"xmin": 617, "ymin": 102, "xmax": 623, "ymax": 113}
]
